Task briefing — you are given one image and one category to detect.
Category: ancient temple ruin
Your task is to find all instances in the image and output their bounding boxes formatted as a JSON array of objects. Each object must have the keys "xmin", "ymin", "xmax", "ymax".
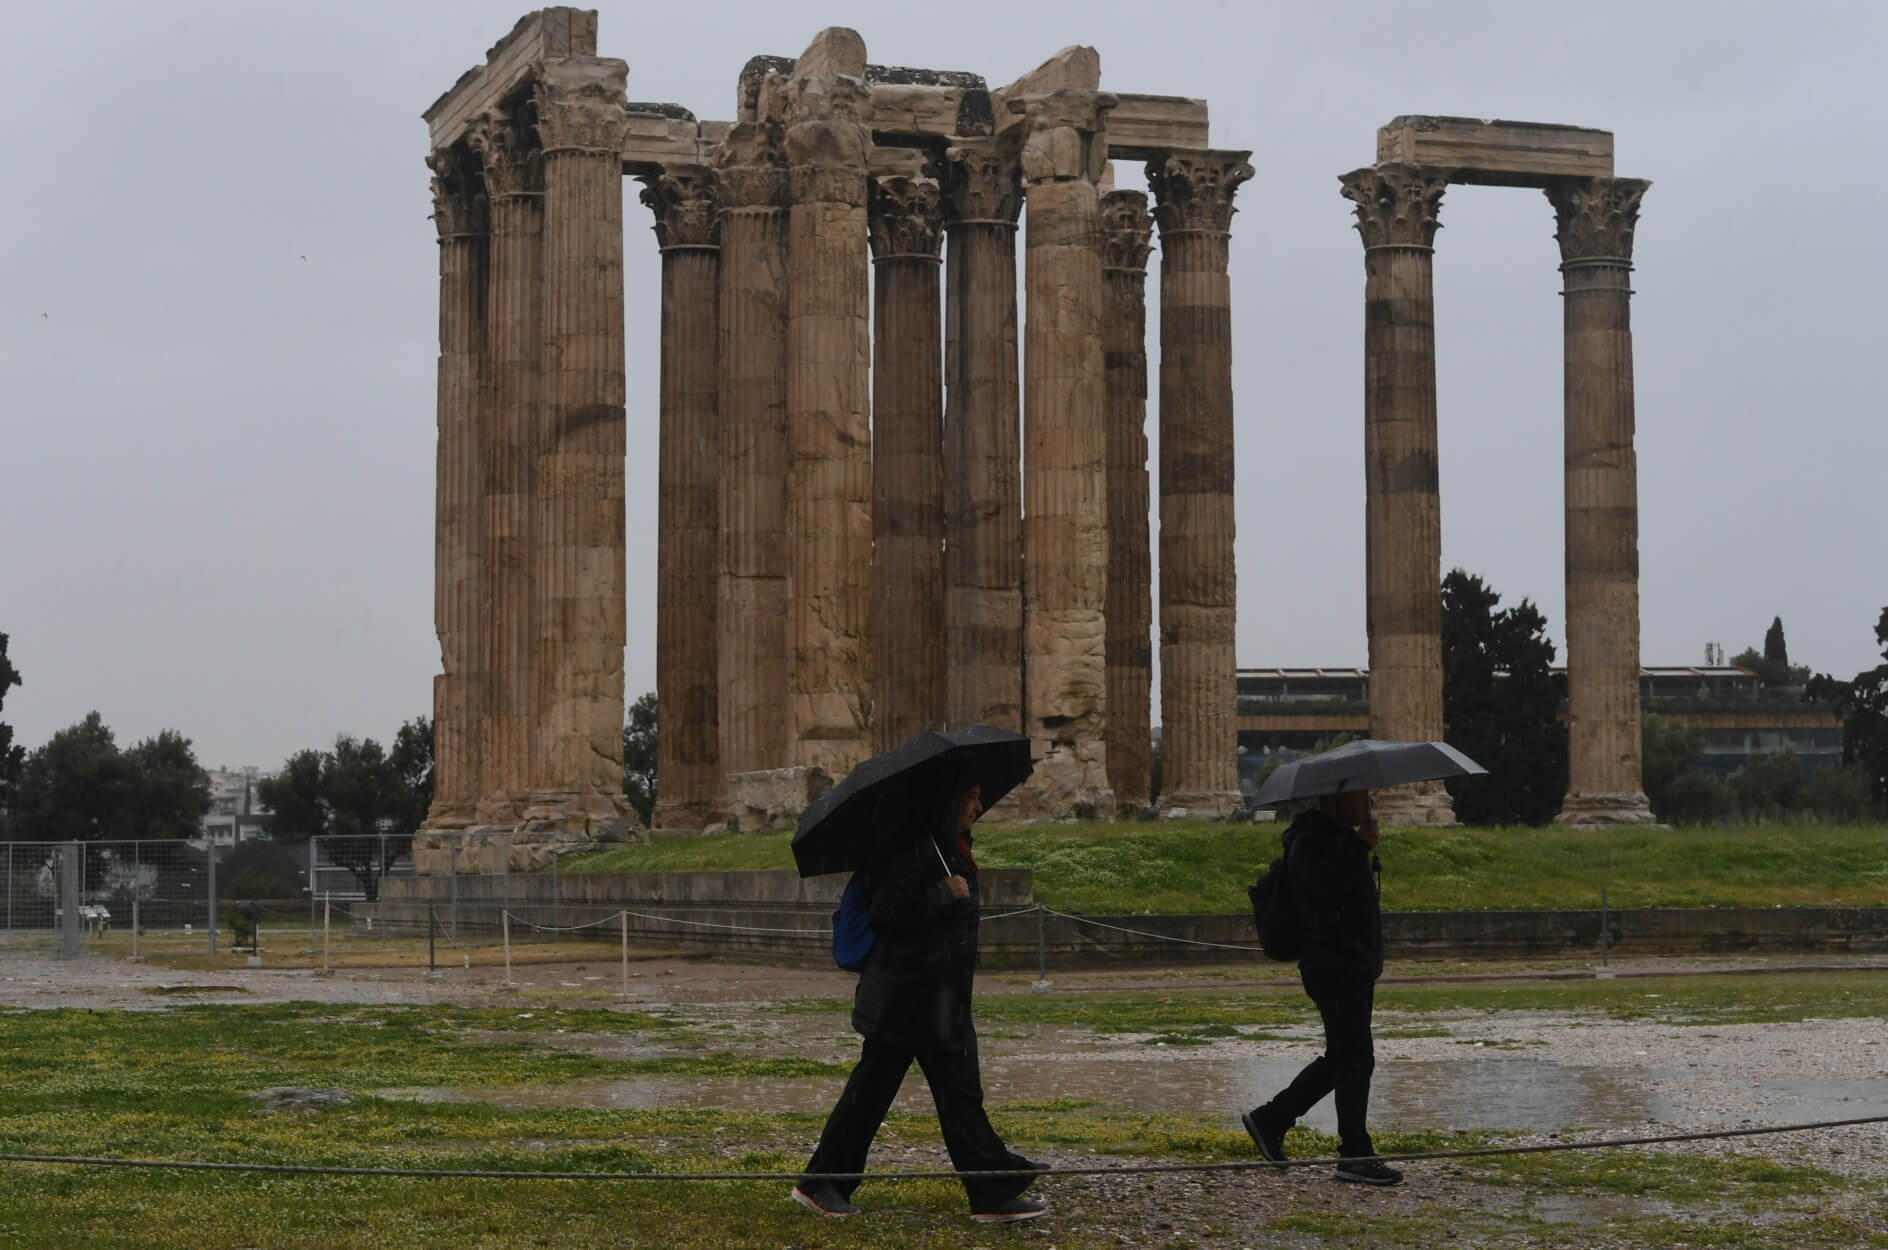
[
  {"xmin": 1342, "ymin": 117, "xmax": 1654, "ymax": 826},
  {"xmin": 414, "ymin": 8, "xmax": 1251, "ymax": 861}
]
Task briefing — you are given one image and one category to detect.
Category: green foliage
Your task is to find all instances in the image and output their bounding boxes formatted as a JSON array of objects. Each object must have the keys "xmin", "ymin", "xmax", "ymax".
[
  {"xmin": 7, "ymin": 711, "xmax": 210, "ymax": 842},
  {"xmin": 622, "ymin": 690, "xmax": 657, "ymax": 825},
  {"xmin": 218, "ymin": 838, "xmax": 306, "ymax": 899},
  {"xmin": 1728, "ymin": 748, "xmax": 1805, "ymax": 818},
  {"xmin": 0, "ymin": 632, "xmax": 22, "ymax": 823},
  {"xmin": 1807, "ymin": 605, "xmax": 1888, "ymax": 809},
  {"xmin": 1655, "ymin": 768, "xmax": 1735, "ymax": 825},
  {"xmin": 1440, "ymin": 569, "xmax": 1567, "ymax": 825},
  {"xmin": 257, "ymin": 722, "xmax": 432, "ymax": 901}
]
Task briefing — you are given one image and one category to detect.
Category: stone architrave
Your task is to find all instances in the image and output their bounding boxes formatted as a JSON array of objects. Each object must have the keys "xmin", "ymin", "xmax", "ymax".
[
  {"xmin": 867, "ymin": 173, "xmax": 946, "ymax": 752},
  {"xmin": 783, "ymin": 29, "xmax": 875, "ymax": 779},
  {"xmin": 712, "ymin": 108, "xmax": 791, "ymax": 780},
  {"xmin": 1148, "ymin": 149, "xmax": 1251, "ymax": 819},
  {"xmin": 1339, "ymin": 162, "xmax": 1457, "ymax": 826},
  {"xmin": 638, "ymin": 163, "xmax": 723, "ymax": 829},
  {"xmin": 940, "ymin": 138, "xmax": 1025, "ymax": 736},
  {"xmin": 1547, "ymin": 176, "xmax": 1656, "ymax": 826},
  {"xmin": 467, "ymin": 107, "xmax": 543, "ymax": 825},
  {"xmin": 1011, "ymin": 88, "xmax": 1118, "ymax": 817},
  {"xmin": 423, "ymin": 143, "xmax": 489, "ymax": 831},
  {"xmin": 1098, "ymin": 189, "xmax": 1153, "ymax": 812},
  {"xmin": 525, "ymin": 57, "xmax": 635, "ymax": 837}
]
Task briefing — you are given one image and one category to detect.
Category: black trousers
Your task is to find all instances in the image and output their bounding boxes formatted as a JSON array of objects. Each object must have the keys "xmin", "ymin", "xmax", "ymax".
[
  {"xmin": 801, "ymin": 1032, "xmax": 1034, "ymax": 1210},
  {"xmin": 1264, "ymin": 968, "xmax": 1377, "ymax": 1157}
]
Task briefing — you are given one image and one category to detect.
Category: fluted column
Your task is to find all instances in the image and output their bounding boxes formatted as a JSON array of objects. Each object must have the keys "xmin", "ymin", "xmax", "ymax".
[
  {"xmin": 1011, "ymin": 89, "xmax": 1117, "ymax": 817},
  {"xmin": 1098, "ymin": 190, "xmax": 1153, "ymax": 811},
  {"xmin": 469, "ymin": 110, "xmax": 542, "ymax": 825},
  {"xmin": 869, "ymin": 174, "xmax": 946, "ymax": 752},
  {"xmin": 639, "ymin": 165, "xmax": 722, "ymax": 829},
  {"xmin": 1548, "ymin": 176, "xmax": 1655, "ymax": 826},
  {"xmin": 941, "ymin": 139, "xmax": 1025, "ymax": 736},
  {"xmin": 1339, "ymin": 162, "xmax": 1456, "ymax": 826},
  {"xmin": 783, "ymin": 30, "xmax": 874, "ymax": 778},
  {"xmin": 1148, "ymin": 151, "xmax": 1252, "ymax": 818},
  {"xmin": 423, "ymin": 145, "xmax": 489, "ymax": 830},
  {"xmin": 526, "ymin": 59, "xmax": 634, "ymax": 834},
  {"xmin": 713, "ymin": 120, "xmax": 791, "ymax": 778}
]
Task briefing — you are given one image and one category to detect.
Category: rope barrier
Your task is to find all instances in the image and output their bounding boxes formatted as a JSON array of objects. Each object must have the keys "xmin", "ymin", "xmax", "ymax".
[
  {"xmin": 1042, "ymin": 907, "xmax": 1264, "ymax": 953},
  {"xmin": 508, "ymin": 913, "xmax": 625, "ymax": 936},
  {"xmin": 1, "ymin": 1114, "xmax": 1880, "ymax": 1182}
]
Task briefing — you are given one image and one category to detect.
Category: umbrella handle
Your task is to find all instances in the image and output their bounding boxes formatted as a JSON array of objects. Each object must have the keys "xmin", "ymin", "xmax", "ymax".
[{"xmin": 931, "ymin": 838, "xmax": 953, "ymax": 877}]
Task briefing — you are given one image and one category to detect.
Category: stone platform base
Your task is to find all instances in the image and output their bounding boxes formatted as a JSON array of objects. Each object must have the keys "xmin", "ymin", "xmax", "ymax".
[
  {"xmin": 1556, "ymin": 792, "xmax": 1658, "ymax": 827},
  {"xmin": 1371, "ymin": 780, "xmax": 1458, "ymax": 827},
  {"xmin": 411, "ymin": 827, "xmax": 614, "ymax": 876},
  {"xmin": 1159, "ymin": 789, "xmax": 1242, "ymax": 821},
  {"xmin": 725, "ymin": 765, "xmax": 832, "ymax": 832}
]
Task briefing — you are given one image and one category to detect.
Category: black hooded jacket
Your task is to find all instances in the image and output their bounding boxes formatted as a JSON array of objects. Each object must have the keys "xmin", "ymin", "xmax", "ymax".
[
  {"xmin": 849, "ymin": 824, "xmax": 981, "ymax": 1051},
  {"xmin": 1282, "ymin": 808, "xmax": 1383, "ymax": 982}
]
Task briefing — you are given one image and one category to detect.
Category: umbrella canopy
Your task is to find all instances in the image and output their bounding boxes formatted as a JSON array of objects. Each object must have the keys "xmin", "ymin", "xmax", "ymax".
[
  {"xmin": 790, "ymin": 726, "xmax": 1034, "ymax": 877},
  {"xmin": 1250, "ymin": 738, "xmax": 1487, "ymax": 808}
]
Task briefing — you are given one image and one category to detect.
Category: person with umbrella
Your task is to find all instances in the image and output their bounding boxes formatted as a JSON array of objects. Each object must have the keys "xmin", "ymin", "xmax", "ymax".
[
  {"xmin": 1240, "ymin": 739, "xmax": 1485, "ymax": 1187},
  {"xmin": 790, "ymin": 731, "xmax": 1048, "ymax": 1223}
]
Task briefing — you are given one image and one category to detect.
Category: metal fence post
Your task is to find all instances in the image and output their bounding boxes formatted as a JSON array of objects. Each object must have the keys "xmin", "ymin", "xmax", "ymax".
[
  {"xmin": 309, "ymin": 838, "xmax": 318, "ymax": 937},
  {"xmin": 207, "ymin": 835, "xmax": 218, "ymax": 957},
  {"xmin": 502, "ymin": 833, "xmax": 511, "ymax": 931},
  {"xmin": 448, "ymin": 834, "xmax": 459, "ymax": 943},
  {"xmin": 377, "ymin": 832, "xmax": 386, "ymax": 942},
  {"xmin": 552, "ymin": 852, "xmax": 560, "ymax": 942},
  {"xmin": 60, "ymin": 842, "xmax": 82, "ymax": 959},
  {"xmin": 4, "ymin": 842, "xmax": 11, "ymax": 949}
]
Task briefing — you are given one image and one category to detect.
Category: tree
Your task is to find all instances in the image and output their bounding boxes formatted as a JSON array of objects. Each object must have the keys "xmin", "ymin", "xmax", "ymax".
[
  {"xmin": 124, "ymin": 730, "xmax": 213, "ymax": 841},
  {"xmin": 1764, "ymin": 617, "xmax": 1788, "ymax": 668},
  {"xmin": 257, "ymin": 724, "xmax": 429, "ymax": 902},
  {"xmin": 1439, "ymin": 570, "xmax": 1567, "ymax": 825},
  {"xmin": 0, "ymin": 633, "xmax": 22, "ymax": 826},
  {"xmin": 622, "ymin": 691, "xmax": 658, "ymax": 825},
  {"xmin": 9, "ymin": 712, "xmax": 138, "ymax": 841},
  {"xmin": 1731, "ymin": 616, "xmax": 1811, "ymax": 687},
  {"xmin": 1807, "ymin": 606, "xmax": 1888, "ymax": 809}
]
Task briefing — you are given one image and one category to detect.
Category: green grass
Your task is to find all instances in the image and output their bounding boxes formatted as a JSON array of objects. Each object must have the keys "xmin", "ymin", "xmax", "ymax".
[
  {"xmin": 563, "ymin": 820, "xmax": 1888, "ymax": 914},
  {"xmin": 0, "ymin": 987, "xmax": 1884, "ymax": 1248}
]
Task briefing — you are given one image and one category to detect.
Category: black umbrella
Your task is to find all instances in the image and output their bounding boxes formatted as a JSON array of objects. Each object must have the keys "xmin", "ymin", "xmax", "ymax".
[
  {"xmin": 790, "ymin": 726, "xmax": 1034, "ymax": 877},
  {"xmin": 1250, "ymin": 738, "xmax": 1487, "ymax": 807}
]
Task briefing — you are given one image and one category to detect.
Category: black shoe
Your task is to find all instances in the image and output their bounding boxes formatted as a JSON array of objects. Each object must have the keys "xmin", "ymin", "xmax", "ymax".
[
  {"xmin": 1011, "ymin": 1155, "xmax": 1053, "ymax": 1173},
  {"xmin": 1334, "ymin": 1157, "xmax": 1403, "ymax": 1187},
  {"xmin": 972, "ymin": 1197, "xmax": 1049, "ymax": 1223},
  {"xmin": 1242, "ymin": 1108, "xmax": 1288, "ymax": 1166},
  {"xmin": 791, "ymin": 1183, "xmax": 860, "ymax": 1216}
]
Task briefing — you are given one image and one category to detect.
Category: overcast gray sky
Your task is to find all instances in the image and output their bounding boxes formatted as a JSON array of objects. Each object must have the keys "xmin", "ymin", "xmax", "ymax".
[{"xmin": 3, "ymin": 0, "xmax": 1884, "ymax": 772}]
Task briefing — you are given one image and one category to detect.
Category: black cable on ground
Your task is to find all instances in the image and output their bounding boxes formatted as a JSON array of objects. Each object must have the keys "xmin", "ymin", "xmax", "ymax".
[{"xmin": 1, "ymin": 1113, "xmax": 1881, "ymax": 1183}]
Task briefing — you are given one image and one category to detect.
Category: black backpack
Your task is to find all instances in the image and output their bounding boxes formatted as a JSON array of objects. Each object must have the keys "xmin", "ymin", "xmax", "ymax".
[{"xmin": 1247, "ymin": 848, "xmax": 1304, "ymax": 962}]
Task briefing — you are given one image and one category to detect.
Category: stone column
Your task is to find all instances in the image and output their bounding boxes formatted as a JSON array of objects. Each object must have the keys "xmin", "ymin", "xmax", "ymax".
[
  {"xmin": 639, "ymin": 164, "xmax": 722, "ymax": 829},
  {"xmin": 1339, "ymin": 162, "xmax": 1456, "ymax": 826},
  {"xmin": 1011, "ymin": 89, "xmax": 1117, "ymax": 817},
  {"xmin": 1098, "ymin": 189, "xmax": 1153, "ymax": 812},
  {"xmin": 1148, "ymin": 150, "xmax": 1252, "ymax": 818},
  {"xmin": 940, "ymin": 138, "xmax": 1025, "ymax": 734},
  {"xmin": 868, "ymin": 174, "xmax": 946, "ymax": 752},
  {"xmin": 525, "ymin": 59, "xmax": 635, "ymax": 836},
  {"xmin": 1548, "ymin": 176, "xmax": 1656, "ymax": 826},
  {"xmin": 468, "ymin": 109, "xmax": 543, "ymax": 825},
  {"xmin": 423, "ymin": 144, "xmax": 489, "ymax": 831},
  {"xmin": 712, "ymin": 118, "xmax": 792, "ymax": 778},
  {"xmin": 783, "ymin": 30, "xmax": 874, "ymax": 778}
]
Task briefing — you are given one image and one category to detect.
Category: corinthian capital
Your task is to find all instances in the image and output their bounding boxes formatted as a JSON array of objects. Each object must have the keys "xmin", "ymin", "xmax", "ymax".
[
  {"xmin": 1339, "ymin": 163, "xmax": 1450, "ymax": 249},
  {"xmin": 1545, "ymin": 177, "xmax": 1651, "ymax": 261},
  {"xmin": 468, "ymin": 109, "xmax": 541, "ymax": 198},
  {"xmin": 427, "ymin": 145, "xmax": 488, "ymax": 238},
  {"xmin": 940, "ymin": 137, "xmax": 1022, "ymax": 225},
  {"xmin": 867, "ymin": 175, "xmax": 943, "ymax": 259},
  {"xmin": 1147, "ymin": 149, "xmax": 1254, "ymax": 236},
  {"xmin": 1099, "ymin": 190, "xmax": 1153, "ymax": 271},
  {"xmin": 712, "ymin": 121, "xmax": 789, "ymax": 210},
  {"xmin": 533, "ymin": 57, "xmax": 632, "ymax": 154},
  {"xmin": 637, "ymin": 165, "xmax": 720, "ymax": 249}
]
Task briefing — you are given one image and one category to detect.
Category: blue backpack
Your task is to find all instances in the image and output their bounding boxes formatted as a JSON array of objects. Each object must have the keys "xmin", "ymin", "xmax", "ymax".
[{"xmin": 832, "ymin": 873, "xmax": 875, "ymax": 971}]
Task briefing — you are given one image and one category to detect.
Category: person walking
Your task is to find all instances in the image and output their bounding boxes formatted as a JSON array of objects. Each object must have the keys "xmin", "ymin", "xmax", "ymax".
[
  {"xmin": 1241, "ymin": 787, "xmax": 1404, "ymax": 1186},
  {"xmin": 792, "ymin": 774, "xmax": 1049, "ymax": 1222}
]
